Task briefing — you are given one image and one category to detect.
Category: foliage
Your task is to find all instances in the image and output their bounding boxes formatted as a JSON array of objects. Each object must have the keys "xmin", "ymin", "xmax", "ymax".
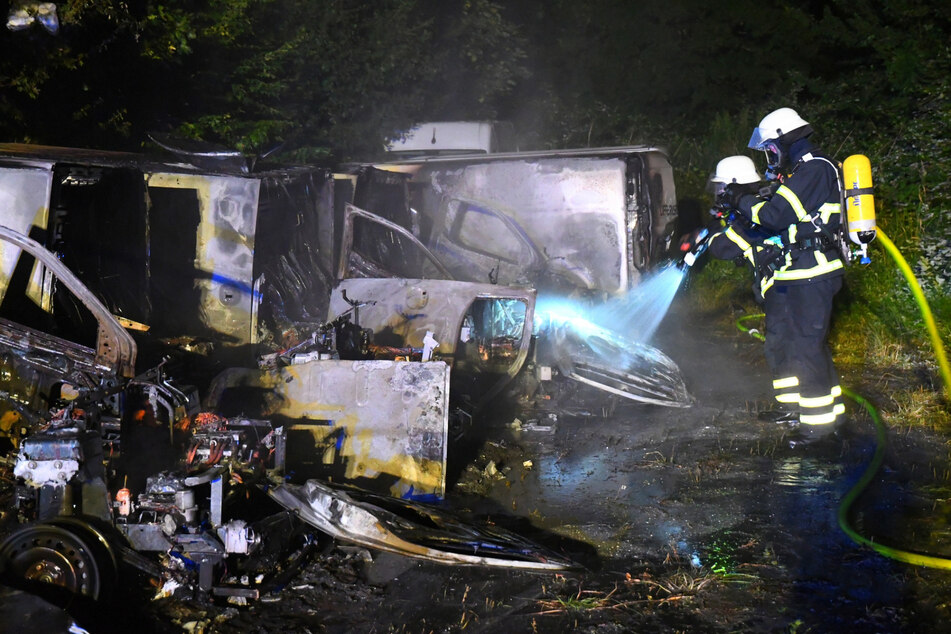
[
  {"xmin": 812, "ymin": 1, "xmax": 951, "ymax": 363},
  {"xmin": 0, "ymin": 0, "xmax": 527, "ymax": 161}
]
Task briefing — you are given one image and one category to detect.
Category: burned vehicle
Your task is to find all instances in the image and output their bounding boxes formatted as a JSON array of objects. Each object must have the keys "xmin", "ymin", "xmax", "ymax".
[
  {"xmin": 339, "ymin": 201, "xmax": 693, "ymax": 410},
  {"xmin": 205, "ymin": 276, "xmax": 537, "ymax": 501},
  {"xmin": 384, "ymin": 120, "xmax": 519, "ymax": 158},
  {"xmin": 0, "ymin": 138, "xmax": 687, "ymax": 614},
  {"xmin": 0, "ymin": 142, "xmax": 337, "ymax": 368},
  {"xmin": 336, "ymin": 140, "xmax": 692, "ymax": 410},
  {"xmin": 0, "ymin": 224, "xmax": 197, "ymax": 598},
  {"xmin": 0, "ymin": 223, "xmax": 576, "ymax": 608},
  {"xmin": 346, "ymin": 144, "xmax": 680, "ymax": 296}
]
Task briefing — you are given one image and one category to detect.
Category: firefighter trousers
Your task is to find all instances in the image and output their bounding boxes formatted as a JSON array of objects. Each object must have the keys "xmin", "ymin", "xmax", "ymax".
[{"xmin": 763, "ymin": 276, "xmax": 845, "ymax": 427}]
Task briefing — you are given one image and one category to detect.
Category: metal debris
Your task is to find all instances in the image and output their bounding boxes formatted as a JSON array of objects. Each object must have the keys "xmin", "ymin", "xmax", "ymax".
[
  {"xmin": 269, "ymin": 479, "xmax": 579, "ymax": 571},
  {"xmin": 535, "ymin": 311, "xmax": 693, "ymax": 407}
]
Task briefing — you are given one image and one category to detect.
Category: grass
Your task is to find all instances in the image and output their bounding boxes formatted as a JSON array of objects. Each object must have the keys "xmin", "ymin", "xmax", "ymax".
[
  {"xmin": 533, "ymin": 585, "xmax": 628, "ymax": 616},
  {"xmin": 533, "ymin": 570, "xmax": 715, "ymax": 617},
  {"xmin": 682, "ymin": 259, "xmax": 754, "ymax": 317},
  {"xmin": 886, "ymin": 386, "xmax": 951, "ymax": 432},
  {"xmin": 642, "ymin": 449, "xmax": 675, "ymax": 465},
  {"xmin": 831, "ymin": 310, "xmax": 922, "ymax": 368}
]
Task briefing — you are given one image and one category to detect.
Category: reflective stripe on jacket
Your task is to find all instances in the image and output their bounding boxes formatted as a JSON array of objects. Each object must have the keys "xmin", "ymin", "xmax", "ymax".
[
  {"xmin": 741, "ymin": 153, "xmax": 844, "ymax": 284},
  {"xmin": 707, "ymin": 223, "xmax": 777, "ymax": 296}
]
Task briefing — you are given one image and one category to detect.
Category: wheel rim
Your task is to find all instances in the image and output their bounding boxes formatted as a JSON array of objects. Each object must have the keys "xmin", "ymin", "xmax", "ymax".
[{"xmin": 0, "ymin": 524, "xmax": 102, "ymax": 598}]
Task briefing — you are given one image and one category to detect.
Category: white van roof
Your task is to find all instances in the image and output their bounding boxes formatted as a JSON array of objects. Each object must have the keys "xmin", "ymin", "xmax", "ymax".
[{"xmin": 386, "ymin": 121, "xmax": 516, "ymax": 156}]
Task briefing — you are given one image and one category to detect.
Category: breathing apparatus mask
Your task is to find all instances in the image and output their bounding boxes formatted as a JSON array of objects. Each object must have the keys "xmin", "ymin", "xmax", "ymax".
[
  {"xmin": 762, "ymin": 141, "xmax": 784, "ymax": 180},
  {"xmin": 707, "ymin": 181, "xmax": 728, "ymax": 197},
  {"xmin": 748, "ymin": 107, "xmax": 812, "ymax": 180}
]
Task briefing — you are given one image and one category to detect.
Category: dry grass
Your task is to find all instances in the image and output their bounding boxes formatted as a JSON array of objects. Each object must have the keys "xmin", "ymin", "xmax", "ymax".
[
  {"xmin": 832, "ymin": 312, "xmax": 921, "ymax": 368},
  {"xmin": 626, "ymin": 570, "xmax": 715, "ymax": 596},
  {"xmin": 532, "ymin": 568, "xmax": 716, "ymax": 617},
  {"xmin": 885, "ymin": 386, "xmax": 951, "ymax": 431}
]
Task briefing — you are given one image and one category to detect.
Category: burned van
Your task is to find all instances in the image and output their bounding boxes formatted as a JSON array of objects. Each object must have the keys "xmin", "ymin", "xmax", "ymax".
[
  {"xmin": 345, "ymin": 146, "xmax": 679, "ymax": 296},
  {"xmin": 0, "ymin": 143, "xmax": 335, "ymax": 362}
]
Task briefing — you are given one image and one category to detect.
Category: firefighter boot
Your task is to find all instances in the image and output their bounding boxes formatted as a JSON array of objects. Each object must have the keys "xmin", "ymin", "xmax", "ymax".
[
  {"xmin": 786, "ymin": 421, "xmax": 839, "ymax": 450},
  {"xmin": 758, "ymin": 408, "xmax": 800, "ymax": 426}
]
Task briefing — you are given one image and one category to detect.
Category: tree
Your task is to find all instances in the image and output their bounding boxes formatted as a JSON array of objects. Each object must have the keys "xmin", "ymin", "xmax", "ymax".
[{"xmin": 0, "ymin": 0, "xmax": 528, "ymax": 161}]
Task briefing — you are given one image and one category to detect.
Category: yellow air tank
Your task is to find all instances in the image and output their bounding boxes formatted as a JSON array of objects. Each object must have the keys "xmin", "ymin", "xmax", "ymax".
[{"xmin": 842, "ymin": 154, "xmax": 876, "ymax": 263}]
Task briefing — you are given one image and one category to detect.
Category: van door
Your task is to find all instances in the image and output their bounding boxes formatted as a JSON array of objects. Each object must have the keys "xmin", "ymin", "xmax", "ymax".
[{"xmin": 338, "ymin": 203, "xmax": 452, "ymax": 281}]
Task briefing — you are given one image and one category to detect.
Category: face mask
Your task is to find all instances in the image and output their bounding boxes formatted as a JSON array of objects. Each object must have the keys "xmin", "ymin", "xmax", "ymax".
[{"xmin": 764, "ymin": 141, "xmax": 782, "ymax": 170}]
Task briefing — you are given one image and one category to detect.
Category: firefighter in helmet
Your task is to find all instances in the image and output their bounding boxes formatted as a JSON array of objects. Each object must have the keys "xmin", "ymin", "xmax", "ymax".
[
  {"xmin": 719, "ymin": 107, "xmax": 845, "ymax": 442},
  {"xmin": 705, "ymin": 155, "xmax": 780, "ymax": 303}
]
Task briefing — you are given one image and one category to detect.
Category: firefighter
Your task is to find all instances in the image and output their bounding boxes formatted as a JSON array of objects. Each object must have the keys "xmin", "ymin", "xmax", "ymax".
[
  {"xmin": 701, "ymin": 157, "xmax": 798, "ymax": 423},
  {"xmin": 704, "ymin": 155, "xmax": 781, "ymax": 303},
  {"xmin": 719, "ymin": 107, "xmax": 845, "ymax": 442}
]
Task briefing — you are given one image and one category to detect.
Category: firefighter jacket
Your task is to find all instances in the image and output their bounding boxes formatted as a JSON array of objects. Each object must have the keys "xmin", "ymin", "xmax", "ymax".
[
  {"xmin": 706, "ymin": 219, "xmax": 782, "ymax": 299},
  {"xmin": 736, "ymin": 143, "xmax": 844, "ymax": 286}
]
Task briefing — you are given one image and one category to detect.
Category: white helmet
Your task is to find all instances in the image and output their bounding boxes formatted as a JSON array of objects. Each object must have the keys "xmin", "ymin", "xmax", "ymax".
[
  {"xmin": 747, "ymin": 107, "xmax": 810, "ymax": 150},
  {"xmin": 710, "ymin": 155, "xmax": 761, "ymax": 185}
]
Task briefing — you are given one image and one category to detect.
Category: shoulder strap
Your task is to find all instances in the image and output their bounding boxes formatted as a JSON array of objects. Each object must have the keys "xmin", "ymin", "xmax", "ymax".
[
  {"xmin": 803, "ymin": 153, "xmax": 852, "ymax": 263},
  {"xmin": 795, "ymin": 153, "xmax": 843, "ymax": 223}
]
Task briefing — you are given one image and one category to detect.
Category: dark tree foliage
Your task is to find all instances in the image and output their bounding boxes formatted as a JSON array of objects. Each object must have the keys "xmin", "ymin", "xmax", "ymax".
[
  {"xmin": 502, "ymin": 0, "xmax": 948, "ymax": 178},
  {"xmin": 0, "ymin": 1, "xmax": 948, "ymax": 237},
  {"xmin": 0, "ymin": 0, "xmax": 527, "ymax": 161},
  {"xmin": 505, "ymin": 0, "xmax": 795, "ymax": 148},
  {"xmin": 2, "ymin": 0, "xmax": 946, "ymax": 168}
]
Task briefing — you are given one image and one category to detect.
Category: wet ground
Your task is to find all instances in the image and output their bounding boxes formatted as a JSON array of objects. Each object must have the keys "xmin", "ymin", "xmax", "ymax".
[{"xmin": 111, "ymin": 297, "xmax": 951, "ymax": 631}]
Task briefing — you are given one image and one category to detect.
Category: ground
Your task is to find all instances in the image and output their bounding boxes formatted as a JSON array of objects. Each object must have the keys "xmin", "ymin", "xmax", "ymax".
[{"xmin": 38, "ymin": 295, "xmax": 951, "ymax": 632}]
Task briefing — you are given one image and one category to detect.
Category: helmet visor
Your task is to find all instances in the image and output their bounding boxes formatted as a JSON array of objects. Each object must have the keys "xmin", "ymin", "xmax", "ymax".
[
  {"xmin": 748, "ymin": 127, "xmax": 773, "ymax": 150},
  {"xmin": 706, "ymin": 179, "xmax": 727, "ymax": 196}
]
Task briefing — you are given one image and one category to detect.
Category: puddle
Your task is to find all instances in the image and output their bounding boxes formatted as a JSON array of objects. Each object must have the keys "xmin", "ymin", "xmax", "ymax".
[{"xmin": 772, "ymin": 456, "xmax": 839, "ymax": 491}]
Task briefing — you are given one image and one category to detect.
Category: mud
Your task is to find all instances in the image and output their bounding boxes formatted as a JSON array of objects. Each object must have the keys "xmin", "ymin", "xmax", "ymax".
[{"xmin": 104, "ymin": 296, "xmax": 951, "ymax": 632}]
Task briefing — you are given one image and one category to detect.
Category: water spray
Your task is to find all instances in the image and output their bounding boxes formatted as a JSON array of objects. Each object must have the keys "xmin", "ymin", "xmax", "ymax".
[{"xmin": 536, "ymin": 264, "xmax": 688, "ymax": 346}]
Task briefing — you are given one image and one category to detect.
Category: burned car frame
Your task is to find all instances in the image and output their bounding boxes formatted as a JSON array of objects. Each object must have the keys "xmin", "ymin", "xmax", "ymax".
[
  {"xmin": 0, "ymin": 142, "xmax": 336, "ymax": 355},
  {"xmin": 0, "ymin": 223, "xmax": 197, "ymax": 597},
  {"xmin": 339, "ymin": 203, "xmax": 692, "ymax": 410}
]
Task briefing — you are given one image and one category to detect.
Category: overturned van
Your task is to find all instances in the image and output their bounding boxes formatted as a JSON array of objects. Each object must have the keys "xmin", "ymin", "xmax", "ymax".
[{"xmin": 344, "ymin": 145, "xmax": 679, "ymax": 296}]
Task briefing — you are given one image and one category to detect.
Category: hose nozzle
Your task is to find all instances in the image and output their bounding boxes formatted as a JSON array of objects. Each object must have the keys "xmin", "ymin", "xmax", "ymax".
[{"xmin": 678, "ymin": 228, "xmax": 710, "ymax": 269}]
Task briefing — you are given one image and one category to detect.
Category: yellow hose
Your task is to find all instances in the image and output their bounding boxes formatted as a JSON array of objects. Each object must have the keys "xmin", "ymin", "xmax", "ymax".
[
  {"xmin": 838, "ymin": 387, "xmax": 951, "ymax": 569},
  {"xmin": 875, "ymin": 228, "xmax": 951, "ymax": 401}
]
